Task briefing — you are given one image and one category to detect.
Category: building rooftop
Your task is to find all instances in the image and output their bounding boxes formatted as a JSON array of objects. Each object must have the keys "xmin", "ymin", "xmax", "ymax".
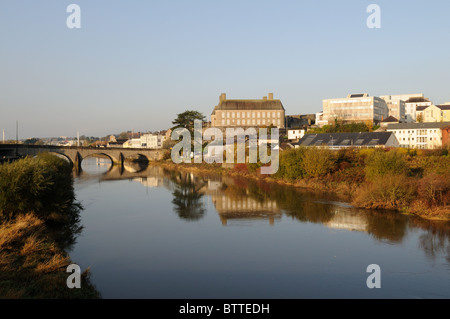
[
  {"xmin": 416, "ymin": 105, "xmax": 428, "ymax": 111},
  {"xmin": 381, "ymin": 116, "xmax": 399, "ymax": 123},
  {"xmin": 405, "ymin": 97, "xmax": 430, "ymax": 103},
  {"xmin": 295, "ymin": 132, "xmax": 395, "ymax": 147},
  {"xmin": 387, "ymin": 122, "xmax": 450, "ymax": 130},
  {"xmin": 212, "ymin": 93, "xmax": 285, "ymax": 115}
]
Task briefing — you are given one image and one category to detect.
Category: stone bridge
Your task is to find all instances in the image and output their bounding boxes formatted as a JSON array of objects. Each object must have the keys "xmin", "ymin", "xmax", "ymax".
[{"xmin": 0, "ymin": 144, "xmax": 165, "ymax": 168}]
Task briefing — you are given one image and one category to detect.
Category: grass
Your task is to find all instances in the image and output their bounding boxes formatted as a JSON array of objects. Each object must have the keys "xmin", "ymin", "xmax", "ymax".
[
  {"xmin": 0, "ymin": 154, "xmax": 101, "ymax": 298},
  {"xmin": 0, "ymin": 213, "xmax": 100, "ymax": 299}
]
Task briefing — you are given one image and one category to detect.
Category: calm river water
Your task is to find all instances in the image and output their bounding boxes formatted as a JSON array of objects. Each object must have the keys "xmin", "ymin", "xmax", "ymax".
[{"xmin": 70, "ymin": 158, "xmax": 450, "ymax": 298}]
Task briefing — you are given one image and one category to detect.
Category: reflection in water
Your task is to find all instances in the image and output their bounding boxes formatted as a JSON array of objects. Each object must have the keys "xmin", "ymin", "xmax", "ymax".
[
  {"xmin": 74, "ymin": 163, "xmax": 450, "ymax": 262},
  {"xmin": 167, "ymin": 171, "xmax": 207, "ymax": 221},
  {"xmin": 80, "ymin": 156, "xmax": 113, "ymax": 175},
  {"xmin": 410, "ymin": 218, "xmax": 450, "ymax": 263}
]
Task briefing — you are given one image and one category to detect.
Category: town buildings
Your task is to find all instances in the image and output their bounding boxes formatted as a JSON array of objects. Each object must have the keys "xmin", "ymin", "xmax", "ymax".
[
  {"xmin": 321, "ymin": 93, "xmax": 389, "ymax": 126},
  {"xmin": 287, "ymin": 129, "xmax": 305, "ymax": 141},
  {"xmin": 416, "ymin": 104, "xmax": 450, "ymax": 123},
  {"xmin": 442, "ymin": 125, "xmax": 450, "ymax": 148},
  {"xmin": 386, "ymin": 122, "xmax": 450, "ymax": 149},
  {"xmin": 121, "ymin": 132, "xmax": 166, "ymax": 149},
  {"xmin": 379, "ymin": 94, "xmax": 407, "ymax": 122},
  {"xmin": 294, "ymin": 132, "xmax": 399, "ymax": 149},
  {"xmin": 404, "ymin": 96, "xmax": 432, "ymax": 122},
  {"xmin": 211, "ymin": 93, "xmax": 286, "ymax": 130}
]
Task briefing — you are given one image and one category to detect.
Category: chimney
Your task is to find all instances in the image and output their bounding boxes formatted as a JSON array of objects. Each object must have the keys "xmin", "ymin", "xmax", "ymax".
[
  {"xmin": 262, "ymin": 96, "xmax": 267, "ymax": 101},
  {"xmin": 220, "ymin": 93, "xmax": 226, "ymax": 102},
  {"xmin": 268, "ymin": 93, "xmax": 273, "ymax": 100}
]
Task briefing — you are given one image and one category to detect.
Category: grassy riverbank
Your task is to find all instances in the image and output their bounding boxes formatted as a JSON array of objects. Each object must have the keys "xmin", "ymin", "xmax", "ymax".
[
  {"xmin": 0, "ymin": 154, "xmax": 100, "ymax": 299},
  {"xmin": 155, "ymin": 147, "xmax": 450, "ymax": 221}
]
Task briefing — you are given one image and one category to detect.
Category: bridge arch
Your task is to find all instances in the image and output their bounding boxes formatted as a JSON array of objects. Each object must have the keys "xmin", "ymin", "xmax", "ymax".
[
  {"xmin": 81, "ymin": 153, "xmax": 117, "ymax": 165},
  {"xmin": 46, "ymin": 152, "xmax": 74, "ymax": 166},
  {"xmin": 123, "ymin": 153, "xmax": 150, "ymax": 163}
]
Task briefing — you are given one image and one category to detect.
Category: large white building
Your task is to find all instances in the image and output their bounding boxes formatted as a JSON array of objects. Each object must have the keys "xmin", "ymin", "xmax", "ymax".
[
  {"xmin": 322, "ymin": 93, "xmax": 389, "ymax": 126},
  {"xmin": 379, "ymin": 95, "xmax": 407, "ymax": 122},
  {"xmin": 403, "ymin": 96, "xmax": 432, "ymax": 122},
  {"xmin": 387, "ymin": 122, "xmax": 450, "ymax": 149},
  {"xmin": 123, "ymin": 133, "xmax": 166, "ymax": 149}
]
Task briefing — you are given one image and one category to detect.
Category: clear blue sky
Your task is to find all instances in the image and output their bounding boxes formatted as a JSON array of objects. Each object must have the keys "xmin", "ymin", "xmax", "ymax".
[{"xmin": 1, "ymin": 0, "xmax": 449, "ymax": 138}]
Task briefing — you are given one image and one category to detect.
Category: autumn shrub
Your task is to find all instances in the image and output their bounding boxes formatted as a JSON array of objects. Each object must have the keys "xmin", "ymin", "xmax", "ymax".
[
  {"xmin": 234, "ymin": 163, "xmax": 248, "ymax": 174},
  {"xmin": 364, "ymin": 149, "xmax": 409, "ymax": 181},
  {"xmin": 352, "ymin": 175, "xmax": 416, "ymax": 210},
  {"xmin": 300, "ymin": 147, "xmax": 336, "ymax": 178},
  {"xmin": 416, "ymin": 173, "xmax": 450, "ymax": 207},
  {"xmin": 275, "ymin": 147, "xmax": 305, "ymax": 180},
  {"xmin": 410, "ymin": 155, "xmax": 450, "ymax": 176}
]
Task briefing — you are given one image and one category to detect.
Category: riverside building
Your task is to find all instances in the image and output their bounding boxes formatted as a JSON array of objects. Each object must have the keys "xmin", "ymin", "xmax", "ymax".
[{"xmin": 211, "ymin": 93, "xmax": 286, "ymax": 130}]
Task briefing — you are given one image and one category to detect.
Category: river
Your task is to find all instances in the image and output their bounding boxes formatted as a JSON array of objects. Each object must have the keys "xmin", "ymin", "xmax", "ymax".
[{"xmin": 69, "ymin": 157, "xmax": 450, "ymax": 298}]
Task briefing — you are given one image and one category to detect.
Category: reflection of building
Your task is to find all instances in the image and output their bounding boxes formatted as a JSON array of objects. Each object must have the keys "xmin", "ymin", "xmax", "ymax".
[
  {"xmin": 212, "ymin": 194, "xmax": 281, "ymax": 226},
  {"xmin": 323, "ymin": 209, "xmax": 368, "ymax": 232},
  {"xmin": 133, "ymin": 176, "xmax": 165, "ymax": 188}
]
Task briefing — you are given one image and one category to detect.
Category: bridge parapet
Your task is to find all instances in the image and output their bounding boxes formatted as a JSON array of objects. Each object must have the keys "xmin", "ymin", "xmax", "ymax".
[{"xmin": 0, "ymin": 144, "xmax": 165, "ymax": 168}]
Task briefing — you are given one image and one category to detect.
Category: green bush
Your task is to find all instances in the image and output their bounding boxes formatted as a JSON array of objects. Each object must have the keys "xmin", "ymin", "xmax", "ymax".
[
  {"xmin": 275, "ymin": 148, "xmax": 305, "ymax": 180},
  {"xmin": 300, "ymin": 147, "xmax": 336, "ymax": 178},
  {"xmin": 364, "ymin": 149, "xmax": 409, "ymax": 181},
  {"xmin": 0, "ymin": 154, "xmax": 77, "ymax": 223}
]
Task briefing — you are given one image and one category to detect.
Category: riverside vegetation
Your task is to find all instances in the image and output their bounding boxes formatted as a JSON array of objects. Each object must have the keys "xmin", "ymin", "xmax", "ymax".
[
  {"xmin": 159, "ymin": 146, "xmax": 450, "ymax": 221},
  {"xmin": 0, "ymin": 154, "xmax": 100, "ymax": 298}
]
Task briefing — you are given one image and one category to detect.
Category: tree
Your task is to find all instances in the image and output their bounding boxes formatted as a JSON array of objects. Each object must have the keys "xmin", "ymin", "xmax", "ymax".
[
  {"xmin": 171, "ymin": 110, "xmax": 205, "ymax": 139},
  {"xmin": 417, "ymin": 113, "xmax": 424, "ymax": 123},
  {"xmin": 118, "ymin": 132, "xmax": 129, "ymax": 139}
]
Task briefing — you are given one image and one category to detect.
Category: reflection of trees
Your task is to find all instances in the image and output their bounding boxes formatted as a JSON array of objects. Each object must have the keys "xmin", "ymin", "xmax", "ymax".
[
  {"xmin": 169, "ymin": 171, "xmax": 207, "ymax": 221},
  {"xmin": 48, "ymin": 201, "xmax": 84, "ymax": 252},
  {"xmin": 410, "ymin": 218, "xmax": 450, "ymax": 263},
  {"xmin": 364, "ymin": 211, "xmax": 408, "ymax": 244}
]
